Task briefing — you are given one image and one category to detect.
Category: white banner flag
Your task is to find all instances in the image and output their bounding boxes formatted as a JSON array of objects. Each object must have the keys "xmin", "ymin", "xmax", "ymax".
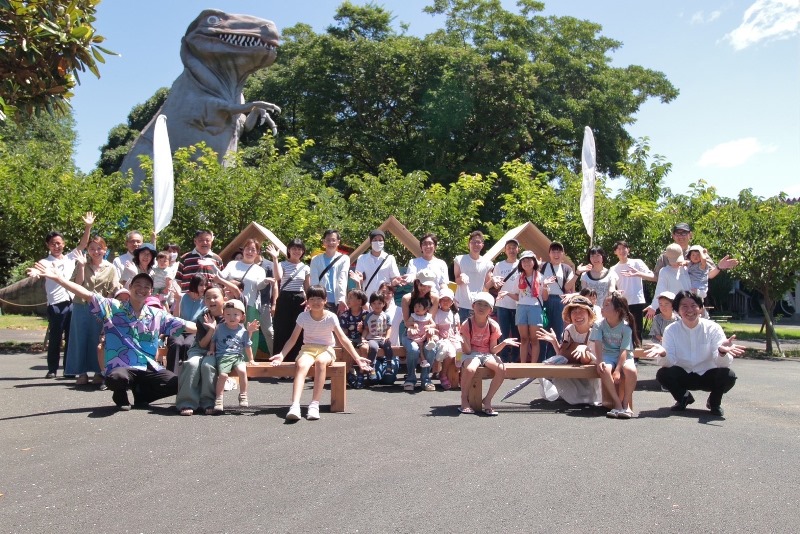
[
  {"xmin": 153, "ymin": 115, "xmax": 174, "ymax": 235},
  {"xmin": 580, "ymin": 126, "xmax": 596, "ymax": 245}
]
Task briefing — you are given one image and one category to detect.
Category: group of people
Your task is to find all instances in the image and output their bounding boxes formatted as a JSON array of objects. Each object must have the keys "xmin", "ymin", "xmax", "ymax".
[{"xmin": 29, "ymin": 216, "xmax": 744, "ymax": 420}]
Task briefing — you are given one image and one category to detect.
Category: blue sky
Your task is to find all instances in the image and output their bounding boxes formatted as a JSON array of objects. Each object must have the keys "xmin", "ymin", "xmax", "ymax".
[{"xmin": 70, "ymin": 0, "xmax": 800, "ymax": 200}]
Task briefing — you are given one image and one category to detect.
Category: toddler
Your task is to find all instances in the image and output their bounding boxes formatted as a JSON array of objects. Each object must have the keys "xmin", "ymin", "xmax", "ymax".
[
  {"xmin": 361, "ymin": 292, "xmax": 396, "ymax": 384},
  {"xmin": 210, "ymin": 300, "xmax": 260, "ymax": 413},
  {"xmin": 405, "ymin": 297, "xmax": 438, "ymax": 368},
  {"xmin": 432, "ymin": 288, "xmax": 461, "ymax": 390},
  {"xmin": 686, "ymin": 245, "xmax": 713, "ymax": 298}
]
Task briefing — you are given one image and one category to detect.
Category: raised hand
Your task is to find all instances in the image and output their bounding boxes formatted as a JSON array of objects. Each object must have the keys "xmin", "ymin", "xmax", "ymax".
[
  {"xmin": 82, "ymin": 211, "xmax": 96, "ymax": 226},
  {"xmin": 719, "ymin": 334, "xmax": 746, "ymax": 357},
  {"xmin": 718, "ymin": 255, "xmax": 739, "ymax": 270},
  {"xmin": 264, "ymin": 243, "xmax": 280, "ymax": 259},
  {"xmin": 246, "ymin": 319, "xmax": 261, "ymax": 334},
  {"xmin": 74, "ymin": 249, "xmax": 87, "ymax": 265}
]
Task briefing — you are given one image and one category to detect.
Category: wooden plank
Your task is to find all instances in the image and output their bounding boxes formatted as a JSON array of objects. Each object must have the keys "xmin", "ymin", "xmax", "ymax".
[{"xmin": 242, "ymin": 361, "xmax": 347, "ymax": 412}]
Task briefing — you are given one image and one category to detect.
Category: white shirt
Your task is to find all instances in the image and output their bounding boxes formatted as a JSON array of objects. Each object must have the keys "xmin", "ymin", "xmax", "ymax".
[
  {"xmin": 454, "ymin": 254, "xmax": 493, "ymax": 309},
  {"xmin": 493, "ymin": 259, "xmax": 518, "ymax": 309},
  {"xmin": 355, "ymin": 252, "xmax": 400, "ymax": 298},
  {"xmin": 221, "ymin": 260, "xmax": 268, "ymax": 308},
  {"xmin": 659, "ymin": 318, "xmax": 732, "ymax": 375},
  {"xmin": 649, "ymin": 265, "xmax": 691, "ymax": 310},
  {"xmin": 406, "ymin": 256, "xmax": 450, "ymax": 290},
  {"xmin": 112, "ymin": 252, "xmax": 133, "ymax": 280},
  {"xmin": 612, "ymin": 259, "xmax": 652, "ymax": 305},
  {"xmin": 42, "ymin": 250, "xmax": 79, "ymax": 304}
]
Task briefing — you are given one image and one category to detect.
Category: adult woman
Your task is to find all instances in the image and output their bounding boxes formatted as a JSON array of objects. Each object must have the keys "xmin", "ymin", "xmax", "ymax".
[
  {"xmin": 175, "ymin": 286, "xmax": 225, "ymax": 416},
  {"xmin": 121, "ymin": 243, "xmax": 156, "ymax": 287},
  {"xmin": 216, "ymin": 238, "xmax": 276, "ymax": 352},
  {"xmin": 577, "ymin": 246, "xmax": 618, "ymax": 309},
  {"xmin": 611, "ymin": 241, "xmax": 654, "ymax": 346},
  {"xmin": 167, "ymin": 274, "xmax": 208, "ymax": 371},
  {"xmin": 400, "ymin": 269, "xmax": 440, "ymax": 391},
  {"xmin": 404, "ymin": 233, "xmax": 450, "ymax": 291},
  {"xmin": 66, "ymin": 236, "xmax": 120, "ymax": 385},
  {"xmin": 273, "ymin": 238, "xmax": 311, "ymax": 361}
]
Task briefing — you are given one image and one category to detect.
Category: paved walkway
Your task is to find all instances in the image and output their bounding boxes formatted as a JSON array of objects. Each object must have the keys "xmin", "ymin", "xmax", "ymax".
[{"xmin": 1, "ymin": 350, "xmax": 799, "ymax": 533}]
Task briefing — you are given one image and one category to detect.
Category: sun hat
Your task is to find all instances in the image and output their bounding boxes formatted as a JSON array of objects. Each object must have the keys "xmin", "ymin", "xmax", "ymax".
[
  {"xmin": 416, "ymin": 269, "xmax": 437, "ymax": 287},
  {"xmin": 658, "ymin": 290, "xmax": 676, "ymax": 301},
  {"xmin": 369, "ymin": 229, "xmax": 385, "ymax": 240},
  {"xmin": 225, "ymin": 299, "xmax": 246, "ymax": 313},
  {"xmin": 438, "ymin": 287, "xmax": 455, "ymax": 300},
  {"xmin": 518, "ymin": 250, "xmax": 536, "ymax": 260},
  {"xmin": 473, "ymin": 291, "xmax": 495, "ymax": 309},
  {"xmin": 144, "ymin": 296, "xmax": 163, "ymax": 309},
  {"xmin": 562, "ymin": 296, "xmax": 596, "ymax": 324},
  {"xmin": 664, "ymin": 243, "xmax": 684, "ymax": 262}
]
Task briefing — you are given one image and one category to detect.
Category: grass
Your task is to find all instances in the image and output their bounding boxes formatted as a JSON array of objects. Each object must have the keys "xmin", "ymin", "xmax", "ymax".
[
  {"xmin": 719, "ymin": 321, "xmax": 800, "ymax": 341},
  {"xmin": 0, "ymin": 314, "xmax": 47, "ymax": 330}
]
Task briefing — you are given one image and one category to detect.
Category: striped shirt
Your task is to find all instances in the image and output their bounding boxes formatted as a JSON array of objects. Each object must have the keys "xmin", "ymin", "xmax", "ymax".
[{"xmin": 279, "ymin": 261, "xmax": 309, "ymax": 292}]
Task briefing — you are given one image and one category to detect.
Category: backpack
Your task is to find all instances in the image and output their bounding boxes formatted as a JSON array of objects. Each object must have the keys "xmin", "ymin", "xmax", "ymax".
[{"xmin": 371, "ymin": 353, "xmax": 400, "ymax": 385}]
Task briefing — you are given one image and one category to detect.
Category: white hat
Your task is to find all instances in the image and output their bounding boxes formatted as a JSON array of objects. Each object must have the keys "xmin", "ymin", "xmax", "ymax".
[{"xmin": 473, "ymin": 291, "xmax": 495, "ymax": 309}]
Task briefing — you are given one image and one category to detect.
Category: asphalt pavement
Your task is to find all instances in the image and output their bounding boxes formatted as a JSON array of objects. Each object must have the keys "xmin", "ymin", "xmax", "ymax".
[{"xmin": 1, "ymin": 347, "xmax": 799, "ymax": 533}]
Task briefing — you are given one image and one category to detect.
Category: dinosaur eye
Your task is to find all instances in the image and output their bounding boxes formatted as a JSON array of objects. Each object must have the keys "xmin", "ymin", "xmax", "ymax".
[{"xmin": 207, "ymin": 15, "xmax": 220, "ymax": 25}]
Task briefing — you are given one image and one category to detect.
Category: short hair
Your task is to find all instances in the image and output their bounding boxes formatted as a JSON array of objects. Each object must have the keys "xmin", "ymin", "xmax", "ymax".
[
  {"xmin": 412, "ymin": 297, "xmax": 432, "ymax": 310},
  {"xmin": 194, "ymin": 229, "xmax": 214, "ymax": 239},
  {"xmin": 125, "ymin": 231, "xmax": 143, "ymax": 241},
  {"xmin": 322, "ymin": 229, "xmax": 340, "ymax": 240},
  {"xmin": 166, "ymin": 243, "xmax": 180, "ymax": 253},
  {"xmin": 45, "ymin": 231, "xmax": 63, "ymax": 244},
  {"xmin": 305, "ymin": 285, "xmax": 327, "ymax": 301},
  {"xmin": 549, "ymin": 241, "xmax": 564, "ymax": 252},
  {"xmin": 613, "ymin": 240, "xmax": 629, "ymax": 252},
  {"xmin": 586, "ymin": 246, "xmax": 607, "ymax": 264},
  {"xmin": 419, "ymin": 233, "xmax": 438, "ymax": 247},
  {"xmin": 188, "ymin": 274, "xmax": 209, "ymax": 294},
  {"xmin": 468, "ymin": 230, "xmax": 485, "ymax": 242},
  {"xmin": 156, "ymin": 251, "xmax": 168, "ymax": 260},
  {"xmin": 347, "ymin": 288, "xmax": 368, "ymax": 306},
  {"xmin": 242, "ymin": 238, "xmax": 260, "ymax": 250},
  {"xmin": 579, "ymin": 287, "xmax": 597, "ymax": 298},
  {"xmin": 369, "ymin": 292, "xmax": 386, "ymax": 305},
  {"xmin": 673, "ymin": 290, "xmax": 703, "ymax": 311},
  {"xmin": 286, "ymin": 238, "xmax": 306, "ymax": 256},
  {"xmin": 378, "ymin": 281, "xmax": 395, "ymax": 295}
]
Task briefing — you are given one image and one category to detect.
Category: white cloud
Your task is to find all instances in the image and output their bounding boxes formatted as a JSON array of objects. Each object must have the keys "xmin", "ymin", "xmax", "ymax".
[
  {"xmin": 725, "ymin": 0, "xmax": 800, "ymax": 50},
  {"xmin": 697, "ymin": 138, "xmax": 777, "ymax": 168},
  {"xmin": 691, "ymin": 9, "xmax": 723, "ymax": 24}
]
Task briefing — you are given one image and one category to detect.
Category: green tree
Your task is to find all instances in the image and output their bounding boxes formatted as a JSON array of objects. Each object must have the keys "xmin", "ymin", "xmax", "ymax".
[
  {"xmin": 697, "ymin": 191, "xmax": 800, "ymax": 353},
  {"xmin": 0, "ymin": 0, "xmax": 116, "ymax": 119}
]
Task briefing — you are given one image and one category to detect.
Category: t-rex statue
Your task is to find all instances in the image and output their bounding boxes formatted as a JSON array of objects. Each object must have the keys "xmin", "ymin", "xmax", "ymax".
[{"xmin": 120, "ymin": 10, "xmax": 281, "ymax": 190}]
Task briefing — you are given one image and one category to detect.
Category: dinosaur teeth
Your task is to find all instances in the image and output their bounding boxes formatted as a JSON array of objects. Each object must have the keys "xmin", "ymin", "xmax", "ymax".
[{"xmin": 217, "ymin": 33, "xmax": 271, "ymax": 49}]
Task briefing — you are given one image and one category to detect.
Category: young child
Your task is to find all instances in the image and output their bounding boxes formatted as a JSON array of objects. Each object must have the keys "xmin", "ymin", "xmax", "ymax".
[
  {"xmin": 340, "ymin": 289, "xmax": 369, "ymax": 387},
  {"xmin": 536, "ymin": 295, "xmax": 600, "ymax": 405},
  {"xmin": 361, "ymin": 292, "xmax": 395, "ymax": 384},
  {"xmin": 432, "ymin": 288, "xmax": 461, "ymax": 390},
  {"xmin": 649, "ymin": 291, "xmax": 679, "ymax": 343},
  {"xmin": 579, "ymin": 287, "xmax": 602, "ymax": 319},
  {"xmin": 646, "ymin": 244, "xmax": 691, "ymax": 318},
  {"xmin": 589, "ymin": 292, "xmax": 639, "ymax": 419},
  {"xmin": 151, "ymin": 251, "xmax": 172, "ymax": 305},
  {"xmin": 210, "ymin": 300, "xmax": 260, "ymax": 413},
  {"xmin": 405, "ymin": 297, "xmax": 438, "ymax": 368},
  {"xmin": 501, "ymin": 250, "xmax": 549, "ymax": 364},
  {"xmin": 271, "ymin": 285, "xmax": 373, "ymax": 421},
  {"xmin": 458, "ymin": 292, "xmax": 519, "ymax": 415},
  {"xmin": 686, "ymin": 245, "xmax": 713, "ymax": 298}
]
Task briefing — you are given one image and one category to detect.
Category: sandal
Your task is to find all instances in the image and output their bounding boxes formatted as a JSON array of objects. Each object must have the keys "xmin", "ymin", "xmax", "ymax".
[
  {"xmin": 180, "ymin": 408, "xmax": 193, "ymax": 416},
  {"xmin": 440, "ymin": 375, "xmax": 451, "ymax": 390},
  {"xmin": 481, "ymin": 407, "xmax": 499, "ymax": 416},
  {"xmin": 458, "ymin": 406, "xmax": 475, "ymax": 414},
  {"xmin": 238, "ymin": 393, "xmax": 249, "ymax": 408}
]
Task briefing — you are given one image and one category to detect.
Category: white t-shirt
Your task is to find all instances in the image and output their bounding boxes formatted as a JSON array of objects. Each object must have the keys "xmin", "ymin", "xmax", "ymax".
[
  {"xmin": 612, "ymin": 259, "xmax": 652, "ymax": 305},
  {"xmin": 355, "ymin": 252, "xmax": 400, "ymax": 298},
  {"xmin": 492, "ymin": 260, "xmax": 518, "ymax": 309},
  {"xmin": 454, "ymin": 254, "xmax": 493, "ymax": 309},
  {"xmin": 43, "ymin": 250, "xmax": 79, "ymax": 304},
  {"xmin": 406, "ymin": 256, "xmax": 450, "ymax": 290},
  {"xmin": 221, "ymin": 260, "xmax": 268, "ymax": 308}
]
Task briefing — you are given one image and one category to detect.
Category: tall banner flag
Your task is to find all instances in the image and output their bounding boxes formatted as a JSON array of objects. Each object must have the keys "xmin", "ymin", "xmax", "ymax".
[
  {"xmin": 580, "ymin": 126, "xmax": 596, "ymax": 245},
  {"xmin": 153, "ymin": 115, "xmax": 174, "ymax": 235}
]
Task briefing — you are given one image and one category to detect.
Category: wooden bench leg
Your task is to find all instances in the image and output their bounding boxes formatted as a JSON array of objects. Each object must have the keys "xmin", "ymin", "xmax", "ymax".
[
  {"xmin": 468, "ymin": 369, "xmax": 485, "ymax": 412},
  {"xmin": 328, "ymin": 363, "xmax": 347, "ymax": 413}
]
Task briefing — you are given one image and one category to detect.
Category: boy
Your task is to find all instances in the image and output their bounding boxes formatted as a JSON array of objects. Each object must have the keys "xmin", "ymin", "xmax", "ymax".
[
  {"xmin": 211, "ymin": 300, "xmax": 260, "ymax": 413},
  {"xmin": 152, "ymin": 251, "xmax": 173, "ymax": 306},
  {"xmin": 645, "ymin": 244, "xmax": 691, "ymax": 319},
  {"xmin": 362, "ymin": 292, "xmax": 396, "ymax": 384},
  {"xmin": 686, "ymin": 245, "xmax": 713, "ymax": 298},
  {"xmin": 340, "ymin": 289, "xmax": 368, "ymax": 387},
  {"xmin": 649, "ymin": 291, "xmax": 678, "ymax": 343}
]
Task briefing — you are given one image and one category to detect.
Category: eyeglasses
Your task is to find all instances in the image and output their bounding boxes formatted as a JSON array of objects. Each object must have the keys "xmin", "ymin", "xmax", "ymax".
[{"xmin": 673, "ymin": 230, "xmax": 690, "ymax": 236}]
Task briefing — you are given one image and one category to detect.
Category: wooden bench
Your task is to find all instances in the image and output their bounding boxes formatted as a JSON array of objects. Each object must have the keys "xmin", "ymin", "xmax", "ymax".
[{"xmin": 241, "ymin": 361, "xmax": 347, "ymax": 412}]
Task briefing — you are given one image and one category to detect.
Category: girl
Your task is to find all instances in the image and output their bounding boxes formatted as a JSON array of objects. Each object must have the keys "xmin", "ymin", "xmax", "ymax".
[
  {"xmin": 270, "ymin": 286, "xmax": 373, "ymax": 421},
  {"xmin": 500, "ymin": 250, "xmax": 548, "ymax": 363},
  {"xmin": 458, "ymin": 292, "xmax": 519, "ymax": 415},
  {"xmin": 536, "ymin": 296, "xmax": 601, "ymax": 405},
  {"xmin": 577, "ymin": 246, "xmax": 618, "ymax": 309},
  {"xmin": 405, "ymin": 297, "xmax": 437, "ymax": 369},
  {"xmin": 273, "ymin": 238, "xmax": 311, "ymax": 362},
  {"xmin": 400, "ymin": 270, "xmax": 439, "ymax": 391},
  {"xmin": 589, "ymin": 292, "xmax": 639, "ymax": 419},
  {"xmin": 432, "ymin": 288, "xmax": 461, "ymax": 390}
]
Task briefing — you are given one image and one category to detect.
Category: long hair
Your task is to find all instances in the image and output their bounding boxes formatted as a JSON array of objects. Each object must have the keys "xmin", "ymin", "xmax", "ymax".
[{"xmin": 607, "ymin": 291, "xmax": 640, "ymax": 346}]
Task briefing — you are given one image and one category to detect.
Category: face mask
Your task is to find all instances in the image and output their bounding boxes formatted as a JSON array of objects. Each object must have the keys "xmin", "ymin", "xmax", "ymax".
[
  {"xmin": 371, "ymin": 241, "xmax": 384, "ymax": 253},
  {"xmin": 168, "ymin": 252, "xmax": 178, "ymax": 262}
]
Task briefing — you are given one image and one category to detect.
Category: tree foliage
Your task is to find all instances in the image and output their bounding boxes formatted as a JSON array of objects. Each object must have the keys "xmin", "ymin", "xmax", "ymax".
[{"xmin": 0, "ymin": 0, "xmax": 116, "ymax": 119}]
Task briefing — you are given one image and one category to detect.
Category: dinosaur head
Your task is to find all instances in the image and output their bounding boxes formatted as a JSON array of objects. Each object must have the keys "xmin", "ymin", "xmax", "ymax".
[{"xmin": 182, "ymin": 10, "xmax": 280, "ymax": 84}]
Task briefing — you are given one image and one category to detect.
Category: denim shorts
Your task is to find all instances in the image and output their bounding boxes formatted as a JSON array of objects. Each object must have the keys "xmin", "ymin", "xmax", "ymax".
[{"xmin": 515, "ymin": 303, "xmax": 543, "ymax": 326}]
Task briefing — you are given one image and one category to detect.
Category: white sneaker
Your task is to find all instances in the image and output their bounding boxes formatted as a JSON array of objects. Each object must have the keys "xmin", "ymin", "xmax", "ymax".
[
  {"xmin": 307, "ymin": 403, "xmax": 320, "ymax": 420},
  {"xmin": 425, "ymin": 341, "xmax": 436, "ymax": 351},
  {"xmin": 606, "ymin": 408, "xmax": 621, "ymax": 419},
  {"xmin": 419, "ymin": 359, "xmax": 431, "ymax": 368},
  {"xmin": 286, "ymin": 403, "xmax": 301, "ymax": 421}
]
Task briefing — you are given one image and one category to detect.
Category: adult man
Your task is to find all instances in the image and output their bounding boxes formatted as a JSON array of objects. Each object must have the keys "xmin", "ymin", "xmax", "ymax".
[
  {"xmin": 404, "ymin": 233, "xmax": 450, "ymax": 292},
  {"xmin": 488, "ymin": 238, "xmax": 520, "ymax": 362},
  {"xmin": 653, "ymin": 223, "xmax": 738, "ymax": 280},
  {"xmin": 177, "ymin": 229, "xmax": 223, "ymax": 292},
  {"xmin": 645, "ymin": 291, "xmax": 744, "ymax": 417},
  {"xmin": 29, "ymin": 265, "xmax": 196, "ymax": 410},
  {"xmin": 454, "ymin": 230, "xmax": 494, "ymax": 321},
  {"xmin": 352, "ymin": 229, "xmax": 401, "ymax": 298},
  {"xmin": 539, "ymin": 241, "xmax": 577, "ymax": 346},
  {"xmin": 112, "ymin": 230, "xmax": 143, "ymax": 280},
  {"xmin": 310, "ymin": 229, "xmax": 350, "ymax": 314}
]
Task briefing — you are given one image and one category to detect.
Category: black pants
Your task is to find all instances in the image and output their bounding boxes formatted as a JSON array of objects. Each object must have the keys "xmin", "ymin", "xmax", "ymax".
[
  {"xmin": 273, "ymin": 290, "xmax": 306, "ymax": 362},
  {"xmin": 629, "ymin": 303, "xmax": 646, "ymax": 346},
  {"xmin": 46, "ymin": 300, "xmax": 72, "ymax": 374},
  {"xmin": 105, "ymin": 365, "xmax": 178, "ymax": 407},
  {"xmin": 656, "ymin": 366, "xmax": 737, "ymax": 407}
]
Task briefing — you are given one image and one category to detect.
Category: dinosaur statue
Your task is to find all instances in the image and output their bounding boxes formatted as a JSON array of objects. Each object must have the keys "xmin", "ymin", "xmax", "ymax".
[{"xmin": 120, "ymin": 9, "xmax": 281, "ymax": 190}]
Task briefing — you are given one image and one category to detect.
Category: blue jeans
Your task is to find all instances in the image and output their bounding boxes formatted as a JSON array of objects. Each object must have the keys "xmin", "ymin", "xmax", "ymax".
[
  {"xmin": 540, "ymin": 294, "xmax": 566, "ymax": 361},
  {"xmin": 402, "ymin": 333, "xmax": 434, "ymax": 386},
  {"xmin": 495, "ymin": 306, "xmax": 519, "ymax": 363}
]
